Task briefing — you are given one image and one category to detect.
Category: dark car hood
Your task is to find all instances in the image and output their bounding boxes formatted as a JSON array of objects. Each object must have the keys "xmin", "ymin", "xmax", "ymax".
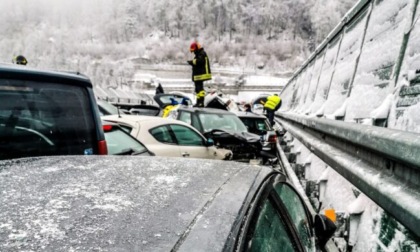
[
  {"xmin": 0, "ymin": 156, "xmax": 273, "ymax": 251},
  {"xmin": 204, "ymin": 129, "xmax": 261, "ymax": 143}
]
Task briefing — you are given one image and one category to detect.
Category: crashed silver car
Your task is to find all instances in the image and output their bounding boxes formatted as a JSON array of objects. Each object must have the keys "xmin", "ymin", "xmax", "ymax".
[{"xmin": 0, "ymin": 156, "xmax": 335, "ymax": 251}]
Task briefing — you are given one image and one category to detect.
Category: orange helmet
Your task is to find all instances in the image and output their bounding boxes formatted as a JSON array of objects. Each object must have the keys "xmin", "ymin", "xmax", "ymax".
[{"xmin": 189, "ymin": 42, "xmax": 201, "ymax": 52}]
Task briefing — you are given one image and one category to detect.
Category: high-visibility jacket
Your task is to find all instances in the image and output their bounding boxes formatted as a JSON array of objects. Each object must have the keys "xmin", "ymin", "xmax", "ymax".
[
  {"xmin": 191, "ymin": 48, "xmax": 212, "ymax": 82},
  {"xmin": 264, "ymin": 95, "xmax": 281, "ymax": 111}
]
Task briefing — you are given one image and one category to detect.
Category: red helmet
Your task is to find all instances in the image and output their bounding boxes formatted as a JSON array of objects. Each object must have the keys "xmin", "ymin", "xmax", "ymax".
[{"xmin": 189, "ymin": 42, "xmax": 201, "ymax": 52}]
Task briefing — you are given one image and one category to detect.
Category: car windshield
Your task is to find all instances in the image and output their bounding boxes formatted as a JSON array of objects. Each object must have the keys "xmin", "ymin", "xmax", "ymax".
[
  {"xmin": 240, "ymin": 117, "xmax": 271, "ymax": 135},
  {"xmin": 199, "ymin": 113, "xmax": 248, "ymax": 133},
  {"xmin": 0, "ymin": 80, "xmax": 97, "ymax": 160},
  {"xmin": 104, "ymin": 127, "xmax": 148, "ymax": 155}
]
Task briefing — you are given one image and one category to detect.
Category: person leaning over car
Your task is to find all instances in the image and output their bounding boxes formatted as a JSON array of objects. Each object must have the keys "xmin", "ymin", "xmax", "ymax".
[
  {"xmin": 162, "ymin": 98, "xmax": 179, "ymax": 118},
  {"xmin": 262, "ymin": 94, "xmax": 281, "ymax": 126}
]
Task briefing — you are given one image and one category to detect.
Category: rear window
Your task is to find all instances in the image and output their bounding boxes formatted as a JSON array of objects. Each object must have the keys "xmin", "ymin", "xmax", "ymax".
[
  {"xmin": 240, "ymin": 117, "xmax": 272, "ymax": 135},
  {"xmin": 0, "ymin": 79, "xmax": 97, "ymax": 160},
  {"xmin": 97, "ymin": 100, "xmax": 119, "ymax": 116},
  {"xmin": 104, "ymin": 127, "xmax": 147, "ymax": 155}
]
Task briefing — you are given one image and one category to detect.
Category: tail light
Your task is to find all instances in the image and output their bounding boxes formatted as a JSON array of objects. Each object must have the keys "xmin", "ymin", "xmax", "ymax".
[
  {"xmin": 98, "ymin": 140, "xmax": 108, "ymax": 155},
  {"xmin": 103, "ymin": 124, "xmax": 113, "ymax": 132},
  {"xmin": 267, "ymin": 134, "xmax": 277, "ymax": 143}
]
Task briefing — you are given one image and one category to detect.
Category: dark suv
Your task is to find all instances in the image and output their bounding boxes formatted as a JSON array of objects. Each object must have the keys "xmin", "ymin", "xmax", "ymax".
[{"xmin": 0, "ymin": 65, "xmax": 106, "ymax": 160}]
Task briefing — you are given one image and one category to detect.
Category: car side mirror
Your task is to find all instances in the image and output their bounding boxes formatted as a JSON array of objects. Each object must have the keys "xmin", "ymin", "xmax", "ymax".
[
  {"xmin": 206, "ymin": 138, "xmax": 215, "ymax": 147},
  {"xmin": 314, "ymin": 214, "xmax": 337, "ymax": 249}
]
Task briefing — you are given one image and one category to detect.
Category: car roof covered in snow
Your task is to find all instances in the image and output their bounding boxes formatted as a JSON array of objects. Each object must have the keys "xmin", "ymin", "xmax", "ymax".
[
  {"xmin": 0, "ymin": 64, "xmax": 92, "ymax": 87},
  {"xmin": 0, "ymin": 156, "xmax": 275, "ymax": 251}
]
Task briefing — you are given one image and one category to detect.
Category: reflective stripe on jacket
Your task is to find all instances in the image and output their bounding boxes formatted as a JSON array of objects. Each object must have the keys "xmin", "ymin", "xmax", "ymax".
[
  {"xmin": 264, "ymin": 95, "xmax": 281, "ymax": 110},
  {"xmin": 192, "ymin": 48, "xmax": 212, "ymax": 82}
]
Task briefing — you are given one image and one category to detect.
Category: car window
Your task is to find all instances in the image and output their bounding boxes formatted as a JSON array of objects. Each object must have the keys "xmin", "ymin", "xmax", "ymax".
[
  {"xmin": 119, "ymin": 125, "xmax": 132, "ymax": 133},
  {"xmin": 246, "ymin": 198, "xmax": 295, "ymax": 252},
  {"xmin": 274, "ymin": 183, "xmax": 313, "ymax": 251},
  {"xmin": 104, "ymin": 127, "xmax": 147, "ymax": 155},
  {"xmin": 240, "ymin": 118, "xmax": 271, "ymax": 135},
  {"xmin": 170, "ymin": 124, "xmax": 204, "ymax": 146},
  {"xmin": 191, "ymin": 114, "xmax": 202, "ymax": 131},
  {"xmin": 150, "ymin": 126, "xmax": 175, "ymax": 143},
  {"xmin": 179, "ymin": 111, "xmax": 192, "ymax": 125},
  {"xmin": 198, "ymin": 113, "xmax": 248, "ymax": 132},
  {"xmin": 97, "ymin": 100, "xmax": 119, "ymax": 115},
  {"xmin": 0, "ymin": 80, "xmax": 97, "ymax": 160}
]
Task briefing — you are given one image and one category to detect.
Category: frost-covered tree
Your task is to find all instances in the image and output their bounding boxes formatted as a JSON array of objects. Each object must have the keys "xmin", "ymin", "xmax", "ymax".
[{"xmin": 0, "ymin": 0, "xmax": 356, "ymax": 83}]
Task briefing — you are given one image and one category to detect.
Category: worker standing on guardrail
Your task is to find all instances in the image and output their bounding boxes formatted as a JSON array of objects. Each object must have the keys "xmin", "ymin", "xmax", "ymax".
[
  {"xmin": 263, "ymin": 94, "xmax": 282, "ymax": 126},
  {"xmin": 187, "ymin": 41, "xmax": 212, "ymax": 107}
]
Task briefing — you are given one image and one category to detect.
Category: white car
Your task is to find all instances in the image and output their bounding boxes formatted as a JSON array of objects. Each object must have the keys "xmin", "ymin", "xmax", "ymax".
[{"xmin": 101, "ymin": 115, "xmax": 232, "ymax": 160}]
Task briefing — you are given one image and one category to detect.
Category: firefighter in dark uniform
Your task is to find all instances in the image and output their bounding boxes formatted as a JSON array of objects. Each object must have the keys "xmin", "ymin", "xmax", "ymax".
[{"xmin": 187, "ymin": 42, "xmax": 212, "ymax": 107}]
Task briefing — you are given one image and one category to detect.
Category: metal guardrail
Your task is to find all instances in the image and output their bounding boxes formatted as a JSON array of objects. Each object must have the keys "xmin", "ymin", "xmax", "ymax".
[
  {"xmin": 276, "ymin": 112, "xmax": 420, "ymax": 237},
  {"xmin": 276, "ymin": 122, "xmax": 344, "ymax": 252},
  {"xmin": 276, "ymin": 140, "xmax": 340, "ymax": 252}
]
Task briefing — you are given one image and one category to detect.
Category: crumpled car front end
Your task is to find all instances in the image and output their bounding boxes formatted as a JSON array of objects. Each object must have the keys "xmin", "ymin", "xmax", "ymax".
[{"xmin": 203, "ymin": 130, "xmax": 263, "ymax": 162}]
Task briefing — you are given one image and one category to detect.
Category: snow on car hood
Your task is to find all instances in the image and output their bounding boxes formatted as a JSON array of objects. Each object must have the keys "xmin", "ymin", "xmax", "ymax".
[{"xmin": 0, "ymin": 156, "xmax": 269, "ymax": 251}]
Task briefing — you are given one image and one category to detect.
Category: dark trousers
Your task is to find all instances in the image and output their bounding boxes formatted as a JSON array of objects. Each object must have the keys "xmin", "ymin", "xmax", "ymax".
[
  {"xmin": 266, "ymin": 109, "xmax": 275, "ymax": 126},
  {"xmin": 194, "ymin": 81, "xmax": 204, "ymax": 107},
  {"xmin": 194, "ymin": 81, "xmax": 204, "ymax": 94}
]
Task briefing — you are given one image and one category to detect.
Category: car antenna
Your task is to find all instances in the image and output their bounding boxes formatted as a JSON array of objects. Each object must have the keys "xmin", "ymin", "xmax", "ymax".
[{"xmin": 117, "ymin": 106, "xmax": 122, "ymax": 118}]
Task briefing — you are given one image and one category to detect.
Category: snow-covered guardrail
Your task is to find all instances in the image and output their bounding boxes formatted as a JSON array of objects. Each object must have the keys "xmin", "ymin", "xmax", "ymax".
[
  {"xmin": 276, "ymin": 112, "xmax": 420, "ymax": 238},
  {"xmin": 278, "ymin": 0, "xmax": 420, "ymax": 249}
]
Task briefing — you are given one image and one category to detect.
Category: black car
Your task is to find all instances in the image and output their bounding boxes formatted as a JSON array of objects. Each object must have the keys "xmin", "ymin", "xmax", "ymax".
[
  {"xmin": 176, "ymin": 107, "xmax": 272, "ymax": 162},
  {"xmin": 0, "ymin": 156, "xmax": 335, "ymax": 251},
  {"xmin": 0, "ymin": 64, "xmax": 106, "ymax": 159},
  {"xmin": 233, "ymin": 111, "xmax": 278, "ymax": 156}
]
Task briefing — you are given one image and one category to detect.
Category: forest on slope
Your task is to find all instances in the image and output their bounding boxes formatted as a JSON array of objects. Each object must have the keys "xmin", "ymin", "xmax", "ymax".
[{"xmin": 0, "ymin": 0, "xmax": 356, "ymax": 87}]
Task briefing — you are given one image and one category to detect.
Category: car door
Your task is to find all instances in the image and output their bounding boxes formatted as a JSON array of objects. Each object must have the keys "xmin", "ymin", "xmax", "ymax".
[
  {"xmin": 169, "ymin": 124, "xmax": 217, "ymax": 159},
  {"xmin": 237, "ymin": 175, "xmax": 314, "ymax": 252},
  {"xmin": 147, "ymin": 125, "xmax": 181, "ymax": 157}
]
